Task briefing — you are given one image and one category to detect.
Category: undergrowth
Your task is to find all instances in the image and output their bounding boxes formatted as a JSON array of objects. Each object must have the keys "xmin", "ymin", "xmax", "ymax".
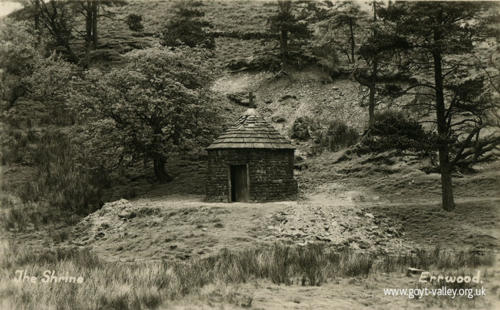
[{"xmin": 0, "ymin": 241, "xmax": 493, "ymax": 309}]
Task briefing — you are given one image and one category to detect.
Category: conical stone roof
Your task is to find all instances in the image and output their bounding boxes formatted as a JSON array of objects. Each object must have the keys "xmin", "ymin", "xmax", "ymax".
[{"xmin": 207, "ymin": 109, "xmax": 294, "ymax": 150}]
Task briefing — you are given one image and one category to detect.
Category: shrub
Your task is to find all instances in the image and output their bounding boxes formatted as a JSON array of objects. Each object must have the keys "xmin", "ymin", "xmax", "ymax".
[
  {"xmin": 291, "ymin": 117, "xmax": 311, "ymax": 140},
  {"xmin": 360, "ymin": 110, "xmax": 436, "ymax": 154},
  {"xmin": 160, "ymin": 3, "xmax": 214, "ymax": 49},
  {"xmin": 18, "ymin": 129, "xmax": 105, "ymax": 216},
  {"xmin": 125, "ymin": 14, "xmax": 144, "ymax": 32},
  {"xmin": 0, "ymin": 196, "xmax": 52, "ymax": 232},
  {"xmin": 301, "ymin": 119, "xmax": 358, "ymax": 154},
  {"xmin": 227, "ymin": 54, "xmax": 281, "ymax": 72},
  {"xmin": 290, "ymin": 116, "xmax": 320, "ymax": 141},
  {"xmin": 323, "ymin": 120, "xmax": 359, "ymax": 151}
]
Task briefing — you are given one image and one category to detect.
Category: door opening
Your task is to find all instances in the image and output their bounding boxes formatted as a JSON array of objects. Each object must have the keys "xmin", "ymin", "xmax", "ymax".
[{"xmin": 230, "ymin": 165, "xmax": 249, "ymax": 202}]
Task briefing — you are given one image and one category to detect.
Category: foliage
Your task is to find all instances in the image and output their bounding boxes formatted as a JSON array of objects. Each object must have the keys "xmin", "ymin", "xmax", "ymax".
[
  {"xmin": 290, "ymin": 117, "xmax": 358, "ymax": 153},
  {"xmin": 160, "ymin": 1, "xmax": 214, "ymax": 49},
  {"xmin": 0, "ymin": 22, "xmax": 109, "ymax": 216},
  {"xmin": 72, "ymin": 0, "xmax": 127, "ymax": 48},
  {"xmin": 267, "ymin": 0, "xmax": 311, "ymax": 67},
  {"xmin": 0, "ymin": 41, "xmax": 105, "ymax": 216},
  {"xmin": 312, "ymin": 1, "xmax": 410, "ymax": 127},
  {"xmin": 20, "ymin": 129, "xmax": 104, "ymax": 215},
  {"xmin": 0, "ymin": 19, "xmax": 41, "ymax": 122},
  {"xmin": 381, "ymin": 1, "xmax": 500, "ymax": 210},
  {"xmin": 125, "ymin": 13, "xmax": 143, "ymax": 32},
  {"xmin": 311, "ymin": 0, "xmax": 366, "ymax": 67},
  {"xmin": 290, "ymin": 116, "xmax": 320, "ymax": 141},
  {"xmin": 1, "ymin": 46, "xmax": 77, "ymax": 165},
  {"xmin": 321, "ymin": 119, "xmax": 359, "ymax": 152},
  {"xmin": 227, "ymin": 53, "xmax": 282, "ymax": 72},
  {"xmin": 74, "ymin": 47, "xmax": 221, "ymax": 182},
  {"xmin": 28, "ymin": 0, "xmax": 79, "ymax": 63},
  {"xmin": 359, "ymin": 110, "xmax": 435, "ymax": 154}
]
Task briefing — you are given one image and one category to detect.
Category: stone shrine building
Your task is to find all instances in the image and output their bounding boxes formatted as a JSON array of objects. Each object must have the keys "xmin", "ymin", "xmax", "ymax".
[{"xmin": 206, "ymin": 108, "xmax": 297, "ymax": 202}]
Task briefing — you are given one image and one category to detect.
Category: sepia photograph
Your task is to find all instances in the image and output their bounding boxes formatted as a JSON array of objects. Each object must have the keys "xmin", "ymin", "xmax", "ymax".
[{"xmin": 0, "ymin": 0, "xmax": 499, "ymax": 309}]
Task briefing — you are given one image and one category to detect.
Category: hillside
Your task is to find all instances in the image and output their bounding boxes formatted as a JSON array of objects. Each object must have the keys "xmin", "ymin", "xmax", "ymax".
[{"xmin": 1, "ymin": 1, "xmax": 500, "ymax": 309}]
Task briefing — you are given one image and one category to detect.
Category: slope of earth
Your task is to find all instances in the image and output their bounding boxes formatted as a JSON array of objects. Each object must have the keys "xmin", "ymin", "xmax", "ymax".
[
  {"xmin": 68, "ymin": 152, "xmax": 500, "ymax": 263},
  {"xmin": 57, "ymin": 153, "xmax": 499, "ymax": 310},
  {"xmin": 42, "ymin": 0, "xmax": 278, "ymax": 70},
  {"xmin": 299, "ymin": 150, "xmax": 500, "ymax": 251},
  {"xmin": 4, "ymin": 145, "xmax": 499, "ymax": 309},
  {"xmin": 212, "ymin": 69, "xmax": 369, "ymax": 136}
]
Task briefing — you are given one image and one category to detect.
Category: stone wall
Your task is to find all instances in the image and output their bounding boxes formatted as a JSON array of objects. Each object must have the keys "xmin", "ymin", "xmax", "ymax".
[{"xmin": 206, "ymin": 149, "xmax": 297, "ymax": 202}]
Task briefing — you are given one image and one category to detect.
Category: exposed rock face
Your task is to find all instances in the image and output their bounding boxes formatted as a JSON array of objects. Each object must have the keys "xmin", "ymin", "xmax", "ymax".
[{"xmin": 227, "ymin": 92, "xmax": 252, "ymax": 107}]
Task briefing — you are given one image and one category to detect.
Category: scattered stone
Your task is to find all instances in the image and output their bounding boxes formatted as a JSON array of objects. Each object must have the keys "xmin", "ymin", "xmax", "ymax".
[
  {"xmin": 227, "ymin": 92, "xmax": 252, "ymax": 107},
  {"xmin": 294, "ymin": 162, "xmax": 308, "ymax": 171},
  {"xmin": 95, "ymin": 232, "xmax": 105, "ymax": 240},
  {"xmin": 272, "ymin": 116, "xmax": 286, "ymax": 123},
  {"xmin": 407, "ymin": 267, "xmax": 426, "ymax": 277},
  {"xmin": 118, "ymin": 211, "xmax": 136, "ymax": 220},
  {"xmin": 279, "ymin": 94, "xmax": 298, "ymax": 101},
  {"xmin": 364, "ymin": 213, "xmax": 375, "ymax": 219}
]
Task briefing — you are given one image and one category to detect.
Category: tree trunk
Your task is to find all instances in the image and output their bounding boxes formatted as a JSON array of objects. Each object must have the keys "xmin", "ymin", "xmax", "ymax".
[
  {"xmin": 349, "ymin": 18, "xmax": 355, "ymax": 64},
  {"xmin": 280, "ymin": 29, "xmax": 288, "ymax": 67},
  {"xmin": 153, "ymin": 154, "xmax": 173, "ymax": 183},
  {"xmin": 368, "ymin": 0, "xmax": 377, "ymax": 129},
  {"xmin": 91, "ymin": 1, "xmax": 98, "ymax": 48},
  {"xmin": 84, "ymin": 1, "xmax": 92, "ymax": 68},
  {"xmin": 368, "ymin": 83, "xmax": 376, "ymax": 128},
  {"xmin": 433, "ymin": 24, "xmax": 455, "ymax": 211},
  {"xmin": 58, "ymin": 36, "xmax": 78, "ymax": 63},
  {"xmin": 85, "ymin": 1, "xmax": 92, "ymax": 45},
  {"xmin": 34, "ymin": 0, "xmax": 41, "ymax": 45}
]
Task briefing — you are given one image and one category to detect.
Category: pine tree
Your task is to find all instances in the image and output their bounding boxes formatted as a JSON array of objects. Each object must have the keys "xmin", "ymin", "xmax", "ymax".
[
  {"xmin": 161, "ymin": 1, "xmax": 214, "ymax": 49},
  {"xmin": 382, "ymin": 1, "xmax": 499, "ymax": 211},
  {"xmin": 268, "ymin": 0, "xmax": 310, "ymax": 68}
]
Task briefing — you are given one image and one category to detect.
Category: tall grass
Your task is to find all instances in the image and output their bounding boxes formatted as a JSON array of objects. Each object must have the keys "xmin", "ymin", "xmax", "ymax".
[
  {"xmin": 378, "ymin": 247, "xmax": 495, "ymax": 273},
  {"xmin": 0, "ymin": 241, "xmax": 494, "ymax": 309}
]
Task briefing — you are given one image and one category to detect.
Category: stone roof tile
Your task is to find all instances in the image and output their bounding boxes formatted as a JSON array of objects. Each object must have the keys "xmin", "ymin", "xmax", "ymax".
[{"xmin": 207, "ymin": 109, "xmax": 294, "ymax": 150}]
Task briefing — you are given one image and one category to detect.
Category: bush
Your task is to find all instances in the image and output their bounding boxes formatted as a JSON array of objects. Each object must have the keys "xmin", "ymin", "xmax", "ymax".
[
  {"xmin": 125, "ymin": 14, "xmax": 144, "ymax": 32},
  {"xmin": 227, "ymin": 54, "xmax": 281, "ymax": 72},
  {"xmin": 360, "ymin": 110, "xmax": 436, "ymax": 154},
  {"xmin": 19, "ymin": 129, "xmax": 105, "ymax": 216},
  {"xmin": 294, "ymin": 118, "xmax": 358, "ymax": 154},
  {"xmin": 160, "ymin": 4, "xmax": 214, "ymax": 49},
  {"xmin": 290, "ymin": 116, "xmax": 320, "ymax": 141},
  {"xmin": 322, "ymin": 120, "xmax": 359, "ymax": 151}
]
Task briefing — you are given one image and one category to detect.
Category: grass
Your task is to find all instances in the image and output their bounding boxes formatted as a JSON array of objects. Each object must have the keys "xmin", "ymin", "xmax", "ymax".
[{"xmin": 0, "ymin": 240, "xmax": 494, "ymax": 309}]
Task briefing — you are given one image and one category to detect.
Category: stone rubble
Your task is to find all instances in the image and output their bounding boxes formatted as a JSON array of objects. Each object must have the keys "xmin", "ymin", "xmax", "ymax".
[{"xmin": 268, "ymin": 201, "xmax": 409, "ymax": 254}]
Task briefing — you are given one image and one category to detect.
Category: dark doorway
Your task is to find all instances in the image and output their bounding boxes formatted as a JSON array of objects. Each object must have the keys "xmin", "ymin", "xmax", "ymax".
[{"xmin": 230, "ymin": 165, "xmax": 249, "ymax": 202}]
